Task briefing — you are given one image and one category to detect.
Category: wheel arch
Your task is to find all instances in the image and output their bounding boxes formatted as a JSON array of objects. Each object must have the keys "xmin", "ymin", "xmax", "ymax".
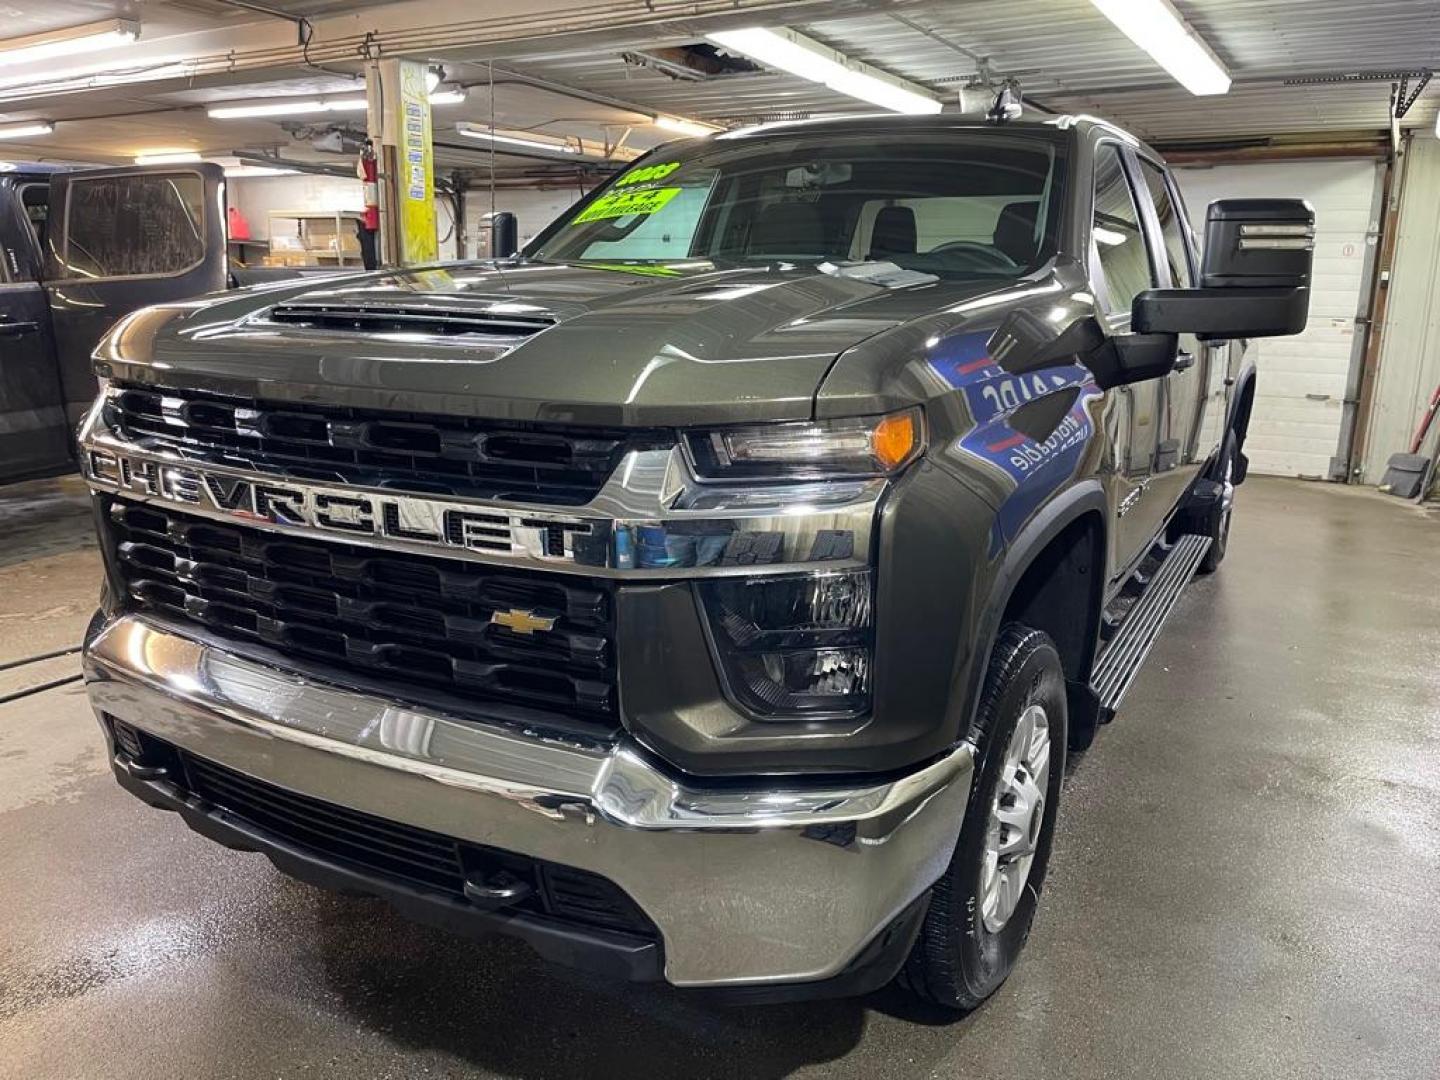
[
  {"xmin": 1224, "ymin": 362, "xmax": 1257, "ymax": 483},
  {"xmin": 958, "ymin": 481, "xmax": 1108, "ymax": 744}
]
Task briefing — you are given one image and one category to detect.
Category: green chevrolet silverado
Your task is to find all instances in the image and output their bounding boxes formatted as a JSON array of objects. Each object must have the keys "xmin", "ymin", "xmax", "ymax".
[{"xmin": 78, "ymin": 113, "xmax": 1313, "ymax": 1008}]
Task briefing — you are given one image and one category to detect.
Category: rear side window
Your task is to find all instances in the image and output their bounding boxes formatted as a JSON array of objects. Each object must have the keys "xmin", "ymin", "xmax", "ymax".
[
  {"xmin": 18, "ymin": 181, "xmax": 49, "ymax": 256},
  {"xmin": 1137, "ymin": 160, "xmax": 1194, "ymax": 288},
  {"xmin": 53, "ymin": 173, "xmax": 205, "ymax": 279},
  {"xmin": 1091, "ymin": 144, "xmax": 1153, "ymax": 317}
]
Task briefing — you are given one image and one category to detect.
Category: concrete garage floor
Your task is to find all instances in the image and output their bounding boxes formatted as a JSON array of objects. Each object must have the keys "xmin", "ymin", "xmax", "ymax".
[{"xmin": 1, "ymin": 476, "xmax": 1437, "ymax": 1080}]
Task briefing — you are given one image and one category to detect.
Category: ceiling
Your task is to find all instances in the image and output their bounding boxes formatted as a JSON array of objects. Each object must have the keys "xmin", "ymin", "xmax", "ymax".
[{"xmin": 0, "ymin": 0, "xmax": 1436, "ymax": 178}]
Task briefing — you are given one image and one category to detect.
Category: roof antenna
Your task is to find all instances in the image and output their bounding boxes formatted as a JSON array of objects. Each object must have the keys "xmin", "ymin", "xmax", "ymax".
[{"xmin": 987, "ymin": 80, "xmax": 1024, "ymax": 122}]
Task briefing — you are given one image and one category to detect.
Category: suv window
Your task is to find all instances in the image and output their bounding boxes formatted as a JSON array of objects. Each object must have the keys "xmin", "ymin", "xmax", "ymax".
[
  {"xmin": 1091, "ymin": 144, "xmax": 1152, "ymax": 317},
  {"xmin": 1137, "ymin": 159, "xmax": 1193, "ymax": 288},
  {"xmin": 52, "ymin": 173, "xmax": 205, "ymax": 279},
  {"xmin": 17, "ymin": 181, "xmax": 48, "ymax": 261}
]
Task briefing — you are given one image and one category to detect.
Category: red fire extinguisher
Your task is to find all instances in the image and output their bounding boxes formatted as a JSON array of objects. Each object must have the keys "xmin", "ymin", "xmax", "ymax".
[
  {"xmin": 358, "ymin": 140, "xmax": 380, "ymax": 269},
  {"xmin": 359, "ymin": 140, "xmax": 379, "ymax": 230}
]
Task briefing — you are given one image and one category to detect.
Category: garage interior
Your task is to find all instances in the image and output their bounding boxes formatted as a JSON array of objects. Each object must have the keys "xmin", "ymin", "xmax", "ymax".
[{"xmin": 2, "ymin": 1, "xmax": 1439, "ymax": 1077}]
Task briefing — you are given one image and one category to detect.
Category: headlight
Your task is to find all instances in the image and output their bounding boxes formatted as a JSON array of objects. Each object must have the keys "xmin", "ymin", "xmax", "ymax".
[
  {"xmin": 685, "ymin": 408, "xmax": 923, "ymax": 480},
  {"xmin": 698, "ymin": 569, "xmax": 873, "ymax": 718}
]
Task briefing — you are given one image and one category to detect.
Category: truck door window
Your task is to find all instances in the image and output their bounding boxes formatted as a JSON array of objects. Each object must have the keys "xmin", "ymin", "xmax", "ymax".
[
  {"xmin": 1091, "ymin": 144, "xmax": 1152, "ymax": 317},
  {"xmin": 1137, "ymin": 160, "xmax": 1194, "ymax": 288},
  {"xmin": 52, "ymin": 172, "xmax": 205, "ymax": 280},
  {"xmin": 17, "ymin": 182, "xmax": 48, "ymax": 261}
]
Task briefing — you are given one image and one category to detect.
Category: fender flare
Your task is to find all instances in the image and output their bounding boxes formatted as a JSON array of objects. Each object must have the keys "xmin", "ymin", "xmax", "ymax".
[
  {"xmin": 1225, "ymin": 359, "xmax": 1258, "ymax": 437},
  {"xmin": 1214, "ymin": 359, "xmax": 1257, "ymax": 483},
  {"xmin": 956, "ymin": 480, "xmax": 1109, "ymax": 742}
]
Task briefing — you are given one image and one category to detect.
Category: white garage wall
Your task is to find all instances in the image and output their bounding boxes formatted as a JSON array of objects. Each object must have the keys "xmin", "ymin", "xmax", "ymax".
[
  {"xmin": 228, "ymin": 174, "xmax": 459, "ymax": 260},
  {"xmin": 1361, "ymin": 135, "xmax": 1440, "ymax": 484},
  {"xmin": 462, "ymin": 186, "xmax": 588, "ymax": 255},
  {"xmin": 1174, "ymin": 160, "xmax": 1383, "ymax": 479}
]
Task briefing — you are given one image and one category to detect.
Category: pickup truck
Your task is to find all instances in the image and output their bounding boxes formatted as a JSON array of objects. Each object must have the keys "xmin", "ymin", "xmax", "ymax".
[
  {"xmin": 77, "ymin": 114, "xmax": 1313, "ymax": 1009},
  {"xmin": 0, "ymin": 161, "xmax": 340, "ymax": 484}
]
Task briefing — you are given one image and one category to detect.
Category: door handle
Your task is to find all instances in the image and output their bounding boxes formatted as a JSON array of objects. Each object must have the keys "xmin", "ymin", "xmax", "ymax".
[
  {"xmin": 0, "ymin": 319, "xmax": 40, "ymax": 336},
  {"xmin": 1173, "ymin": 350, "xmax": 1196, "ymax": 371}
]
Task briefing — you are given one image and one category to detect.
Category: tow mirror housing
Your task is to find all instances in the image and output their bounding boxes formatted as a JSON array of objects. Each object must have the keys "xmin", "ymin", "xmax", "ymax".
[
  {"xmin": 990, "ymin": 310, "xmax": 1178, "ymax": 391},
  {"xmin": 1132, "ymin": 197, "xmax": 1314, "ymax": 340}
]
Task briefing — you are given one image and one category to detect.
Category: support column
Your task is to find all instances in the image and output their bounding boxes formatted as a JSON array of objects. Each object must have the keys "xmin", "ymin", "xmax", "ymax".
[{"xmin": 366, "ymin": 58, "xmax": 438, "ymax": 266}]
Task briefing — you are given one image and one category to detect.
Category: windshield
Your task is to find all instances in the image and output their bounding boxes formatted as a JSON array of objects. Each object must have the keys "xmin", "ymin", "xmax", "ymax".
[{"xmin": 528, "ymin": 130, "xmax": 1066, "ymax": 281}]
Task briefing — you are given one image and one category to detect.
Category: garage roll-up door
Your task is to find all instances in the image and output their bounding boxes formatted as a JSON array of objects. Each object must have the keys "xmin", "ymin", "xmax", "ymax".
[{"xmin": 1174, "ymin": 161, "xmax": 1382, "ymax": 479}]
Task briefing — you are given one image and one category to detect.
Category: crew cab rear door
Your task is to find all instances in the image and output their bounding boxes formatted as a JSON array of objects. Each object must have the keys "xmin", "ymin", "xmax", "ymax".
[{"xmin": 43, "ymin": 163, "xmax": 226, "ymax": 427}]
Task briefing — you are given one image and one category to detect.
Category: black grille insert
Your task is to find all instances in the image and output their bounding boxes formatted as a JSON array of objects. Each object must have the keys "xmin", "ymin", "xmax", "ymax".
[
  {"xmin": 267, "ymin": 302, "xmax": 556, "ymax": 339},
  {"xmin": 106, "ymin": 384, "xmax": 665, "ymax": 505},
  {"xmin": 112, "ymin": 723, "xmax": 657, "ymax": 941},
  {"xmin": 108, "ymin": 501, "xmax": 618, "ymax": 729}
]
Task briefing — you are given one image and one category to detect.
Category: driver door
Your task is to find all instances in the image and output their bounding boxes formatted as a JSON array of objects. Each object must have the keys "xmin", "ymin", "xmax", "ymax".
[
  {"xmin": 0, "ymin": 177, "xmax": 65, "ymax": 481},
  {"xmin": 1090, "ymin": 143, "xmax": 1166, "ymax": 580}
]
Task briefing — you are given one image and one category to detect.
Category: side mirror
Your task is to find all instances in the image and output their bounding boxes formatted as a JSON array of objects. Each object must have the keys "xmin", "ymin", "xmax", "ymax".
[
  {"xmin": 1132, "ymin": 197, "xmax": 1314, "ymax": 340},
  {"xmin": 1085, "ymin": 331, "xmax": 1179, "ymax": 390},
  {"xmin": 989, "ymin": 310, "xmax": 1178, "ymax": 391},
  {"xmin": 487, "ymin": 211, "xmax": 518, "ymax": 258}
]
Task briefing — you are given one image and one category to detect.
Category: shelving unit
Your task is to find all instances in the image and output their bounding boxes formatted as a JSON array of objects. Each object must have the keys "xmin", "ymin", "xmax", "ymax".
[{"xmin": 266, "ymin": 209, "xmax": 366, "ymax": 267}]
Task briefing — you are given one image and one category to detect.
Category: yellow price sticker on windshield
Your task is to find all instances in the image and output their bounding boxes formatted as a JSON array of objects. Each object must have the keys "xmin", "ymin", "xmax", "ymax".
[
  {"xmin": 614, "ymin": 161, "xmax": 680, "ymax": 188},
  {"xmin": 573, "ymin": 186, "xmax": 682, "ymax": 224}
]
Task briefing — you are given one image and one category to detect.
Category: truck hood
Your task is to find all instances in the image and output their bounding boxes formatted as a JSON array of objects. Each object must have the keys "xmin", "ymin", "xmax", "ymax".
[{"xmin": 102, "ymin": 261, "xmax": 1002, "ymax": 426}]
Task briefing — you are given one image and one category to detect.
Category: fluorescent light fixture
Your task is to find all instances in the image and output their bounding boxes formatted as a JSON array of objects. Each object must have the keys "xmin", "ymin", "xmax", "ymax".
[
  {"xmin": 1093, "ymin": 226, "xmax": 1129, "ymax": 247},
  {"xmin": 0, "ymin": 18, "xmax": 139, "ymax": 69},
  {"xmin": 223, "ymin": 164, "xmax": 298, "ymax": 178},
  {"xmin": 1435, "ymin": 109, "xmax": 1440, "ymax": 138},
  {"xmin": 210, "ymin": 88, "xmax": 462, "ymax": 120},
  {"xmin": 707, "ymin": 27, "xmax": 941, "ymax": 114},
  {"xmin": 1088, "ymin": 0, "xmax": 1231, "ymax": 95},
  {"xmin": 0, "ymin": 120, "xmax": 54, "ymax": 140},
  {"xmin": 0, "ymin": 52, "xmax": 186, "ymax": 95},
  {"xmin": 653, "ymin": 115, "xmax": 722, "ymax": 137},
  {"xmin": 454, "ymin": 124, "xmax": 579, "ymax": 154},
  {"xmin": 209, "ymin": 96, "xmax": 365, "ymax": 119},
  {"xmin": 134, "ymin": 150, "xmax": 202, "ymax": 165}
]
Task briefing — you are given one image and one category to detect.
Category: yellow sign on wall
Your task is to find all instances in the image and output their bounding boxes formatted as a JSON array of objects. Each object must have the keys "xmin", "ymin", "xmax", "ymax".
[{"xmin": 385, "ymin": 58, "xmax": 437, "ymax": 265}]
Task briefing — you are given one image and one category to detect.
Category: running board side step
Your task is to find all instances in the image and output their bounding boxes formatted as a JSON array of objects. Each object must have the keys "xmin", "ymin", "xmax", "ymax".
[{"xmin": 1090, "ymin": 533, "xmax": 1211, "ymax": 713}]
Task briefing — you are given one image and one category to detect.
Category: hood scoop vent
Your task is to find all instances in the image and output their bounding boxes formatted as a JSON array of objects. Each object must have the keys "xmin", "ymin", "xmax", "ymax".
[{"xmin": 265, "ymin": 302, "xmax": 556, "ymax": 340}]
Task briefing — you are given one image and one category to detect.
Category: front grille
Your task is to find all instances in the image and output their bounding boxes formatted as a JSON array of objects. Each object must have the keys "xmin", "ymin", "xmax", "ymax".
[
  {"xmin": 106, "ymin": 384, "xmax": 664, "ymax": 505},
  {"xmin": 113, "ymin": 722, "xmax": 657, "ymax": 941},
  {"xmin": 108, "ymin": 501, "xmax": 618, "ymax": 730}
]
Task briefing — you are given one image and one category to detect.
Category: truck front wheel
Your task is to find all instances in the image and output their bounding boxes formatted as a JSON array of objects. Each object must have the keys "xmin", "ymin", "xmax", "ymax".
[{"xmin": 899, "ymin": 625, "xmax": 1068, "ymax": 1010}]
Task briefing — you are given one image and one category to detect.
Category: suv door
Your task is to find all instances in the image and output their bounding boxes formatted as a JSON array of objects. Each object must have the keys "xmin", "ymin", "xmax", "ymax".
[
  {"xmin": 1089, "ymin": 142, "xmax": 1166, "ymax": 579},
  {"xmin": 44, "ymin": 163, "xmax": 226, "ymax": 427},
  {"xmin": 1132, "ymin": 156, "xmax": 1217, "ymax": 514},
  {"xmin": 0, "ymin": 174, "xmax": 67, "ymax": 482}
]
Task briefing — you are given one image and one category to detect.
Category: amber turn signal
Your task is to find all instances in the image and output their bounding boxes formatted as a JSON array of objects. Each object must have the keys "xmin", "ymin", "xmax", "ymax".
[{"xmin": 871, "ymin": 411, "xmax": 918, "ymax": 471}]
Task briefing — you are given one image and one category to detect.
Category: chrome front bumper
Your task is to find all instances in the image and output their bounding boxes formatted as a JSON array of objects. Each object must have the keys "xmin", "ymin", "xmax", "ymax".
[{"xmin": 85, "ymin": 614, "xmax": 975, "ymax": 989}]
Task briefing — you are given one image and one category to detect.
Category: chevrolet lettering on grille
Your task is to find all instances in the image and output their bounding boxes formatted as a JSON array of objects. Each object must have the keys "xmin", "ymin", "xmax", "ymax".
[{"xmin": 83, "ymin": 446, "xmax": 594, "ymax": 561}]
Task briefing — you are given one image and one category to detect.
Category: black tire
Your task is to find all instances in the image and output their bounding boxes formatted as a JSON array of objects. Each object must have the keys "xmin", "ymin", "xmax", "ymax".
[
  {"xmin": 1197, "ymin": 431, "xmax": 1237, "ymax": 575},
  {"xmin": 898, "ymin": 625, "xmax": 1067, "ymax": 1011}
]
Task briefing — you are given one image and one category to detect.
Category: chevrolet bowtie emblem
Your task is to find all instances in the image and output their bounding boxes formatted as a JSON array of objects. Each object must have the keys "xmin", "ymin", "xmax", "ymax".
[{"xmin": 491, "ymin": 608, "xmax": 558, "ymax": 635}]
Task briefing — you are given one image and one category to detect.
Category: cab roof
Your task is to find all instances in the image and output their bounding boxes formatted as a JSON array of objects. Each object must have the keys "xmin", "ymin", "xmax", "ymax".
[{"xmin": 706, "ymin": 111, "xmax": 1158, "ymax": 159}]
